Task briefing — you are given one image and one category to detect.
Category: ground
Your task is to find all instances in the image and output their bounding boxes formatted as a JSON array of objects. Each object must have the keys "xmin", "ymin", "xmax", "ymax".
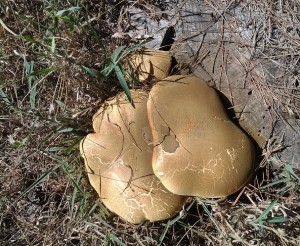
[{"xmin": 0, "ymin": 0, "xmax": 300, "ymax": 245}]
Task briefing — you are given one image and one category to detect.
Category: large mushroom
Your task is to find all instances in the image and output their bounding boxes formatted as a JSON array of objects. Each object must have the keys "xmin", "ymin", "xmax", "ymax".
[
  {"xmin": 147, "ymin": 75, "xmax": 255, "ymax": 198},
  {"xmin": 126, "ymin": 49, "xmax": 172, "ymax": 83},
  {"xmin": 80, "ymin": 90, "xmax": 186, "ymax": 224}
]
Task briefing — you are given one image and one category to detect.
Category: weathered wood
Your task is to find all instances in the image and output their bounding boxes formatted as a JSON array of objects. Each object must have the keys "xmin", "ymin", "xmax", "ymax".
[{"xmin": 127, "ymin": 0, "xmax": 300, "ymax": 166}]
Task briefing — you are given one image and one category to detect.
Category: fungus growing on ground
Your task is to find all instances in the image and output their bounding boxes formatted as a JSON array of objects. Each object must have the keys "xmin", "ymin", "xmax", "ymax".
[
  {"xmin": 80, "ymin": 90, "xmax": 186, "ymax": 224},
  {"xmin": 147, "ymin": 75, "xmax": 255, "ymax": 198},
  {"xmin": 126, "ymin": 50, "xmax": 172, "ymax": 83}
]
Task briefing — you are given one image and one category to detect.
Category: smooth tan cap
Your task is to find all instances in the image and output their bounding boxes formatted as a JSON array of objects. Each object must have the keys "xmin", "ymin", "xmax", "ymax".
[
  {"xmin": 126, "ymin": 50, "xmax": 172, "ymax": 83},
  {"xmin": 147, "ymin": 75, "xmax": 255, "ymax": 198},
  {"xmin": 80, "ymin": 90, "xmax": 186, "ymax": 224}
]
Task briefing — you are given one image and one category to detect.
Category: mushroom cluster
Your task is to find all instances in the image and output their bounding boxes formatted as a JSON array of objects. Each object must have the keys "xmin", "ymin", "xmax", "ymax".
[{"xmin": 80, "ymin": 50, "xmax": 255, "ymax": 224}]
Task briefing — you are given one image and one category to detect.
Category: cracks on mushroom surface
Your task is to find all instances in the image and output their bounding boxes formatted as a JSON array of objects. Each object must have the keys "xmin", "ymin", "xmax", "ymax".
[
  {"xmin": 80, "ymin": 136, "xmax": 106, "ymax": 175},
  {"xmin": 82, "ymin": 98, "xmax": 164, "ymax": 203},
  {"xmin": 153, "ymin": 127, "xmax": 179, "ymax": 153},
  {"xmin": 106, "ymin": 110, "xmax": 125, "ymax": 162},
  {"xmin": 84, "ymin": 168, "xmax": 156, "ymax": 200},
  {"xmin": 149, "ymin": 92, "xmax": 192, "ymax": 154},
  {"xmin": 92, "ymin": 103, "xmax": 112, "ymax": 132},
  {"xmin": 115, "ymin": 101, "xmax": 143, "ymax": 152},
  {"xmin": 118, "ymin": 166, "xmax": 156, "ymax": 196}
]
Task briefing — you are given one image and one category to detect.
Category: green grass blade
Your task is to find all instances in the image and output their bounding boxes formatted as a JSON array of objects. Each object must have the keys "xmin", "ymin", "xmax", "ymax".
[
  {"xmin": 262, "ymin": 217, "xmax": 288, "ymax": 223},
  {"xmin": 158, "ymin": 210, "xmax": 186, "ymax": 246},
  {"xmin": 16, "ymin": 35, "xmax": 41, "ymax": 44},
  {"xmin": 81, "ymin": 65, "xmax": 99, "ymax": 77},
  {"xmin": 111, "ymin": 46, "xmax": 126, "ymax": 64},
  {"xmin": 56, "ymin": 7, "xmax": 81, "ymax": 16},
  {"xmin": 28, "ymin": 62, "xmax": 36, "ymax": 110},
  {"xmin": 55, "ymin": 99, "xmax": 66, "ymax": 110},
  {"xmin": 52, "ymin": 16, "xmax": 59, "ymax": 34},
  {"xmin": 285, "ymin": 156, "xmax": 300, "ymax": 181},
  {"xmin": 17, "ymin": 164, "xmax": 60, "ymax": 201},
  {"xmin": 51, "ymin": 37, "xmax": 56, "ymax": 53},
  {"xmin": 197, "ymin": 198, "xmax": 222, "ymax": 234},
  {"xmin": 278, "ymin": 185, "xmax": 293, "ymax": 195},
  {"xmin": 0, "ymin": 89, "xmax": 11, "ymax": 106},
  {"xmin": 57, "ymin": 127, "xmax": 74, "ymax": 133},
  {"xmin": 123, "ymin": 41, "xmax": 145, "ymax": 54},
  {"xmin": 99, "ymin": 63, "xmax": 114, "ymax": 78},
  {"xmin": 114, "ymin": 64, "xmax": 134, "ymax": 108},
  {"xmin": 61, "ymin": 164, "xmax": 84, "ymax": 195},
  {"xmin": 16, "ymin": 14, "xmax": 48, "ymax": 29},
  {"xmin": 22, "ymin": 56, "xmax": 37, "ymax": 110},
  {"xmin": 109, "ymin": 235, "xmax": 126, "ymax": 246},
  {"xmin": 157, "ymin": 220, "xmax": 172, "ymax": 246},
  {"xmin": 46, "ymin": 146, "xmax": 67, "ymax": 152},
  {"xmin": 70, "ymin": 173, "xmax": 80, "ymax": 219},
  {"xmin": 86, "ymin": 202, "xmax": 99, "ymax": 217},
  {"xmin": 30, "ymin": 67, "xmax": 57, "ymax": 76},
  {"xmin": 157, "ymin": 204, "xmax": 189, "ymax": 245},
  {"xmin": 23, "ymin": 56, "xmax": 32, "ymax": 74},
  {"xmin": 253, "ymin": 199, "xmax": 278, "ymax": 224},
  {"xmin": 260, "ymin": 178, "xmax": 290, "ymax": 189},
  {"xmin": 57, "ymin": 126, "xmax": 85, "ymax": 135}
]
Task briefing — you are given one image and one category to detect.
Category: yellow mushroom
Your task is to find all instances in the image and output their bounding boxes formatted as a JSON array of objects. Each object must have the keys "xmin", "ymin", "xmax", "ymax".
[
  {"xmin": 80, "ymin": 90, "xmax": 186, "ymax": 224},
  {"xmin": 126, "ymin": 49, "xmax": 172, "ymax": 83},
  {"xmin": 147, "ymin": 75, "xmax": 255, "ymax": 198}
]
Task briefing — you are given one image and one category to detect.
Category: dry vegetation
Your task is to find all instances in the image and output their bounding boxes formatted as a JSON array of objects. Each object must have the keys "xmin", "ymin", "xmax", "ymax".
[{"xmin": 0, "ymin": 0, "xmax": 300, "ymax": 245}]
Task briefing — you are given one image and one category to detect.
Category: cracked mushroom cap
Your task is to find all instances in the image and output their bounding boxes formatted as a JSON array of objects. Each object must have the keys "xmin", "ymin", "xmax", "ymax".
[
  {"xmin": 147, "ymin": 75, "xmax": 255, "ymax": 198},
  {"xmin": 80, "ymin": 90, "xmax": 186, "ymax": 224},
  {"xmin": 127, "ymin": 50, "xmax": 172, "ymax": 83}
]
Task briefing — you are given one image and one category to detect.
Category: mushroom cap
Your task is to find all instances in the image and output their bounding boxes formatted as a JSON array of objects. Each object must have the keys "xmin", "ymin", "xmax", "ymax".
[
  {"xmin": 126, "ymin": 50, "xmax": 172, "ymax": 83},
  {"xmin": 80, "ymin": 90, "xmax": 186, "ymax": 224},
  {"xmin": 147, "ymin": 75, "xmax": 255, "ymax": 198}
]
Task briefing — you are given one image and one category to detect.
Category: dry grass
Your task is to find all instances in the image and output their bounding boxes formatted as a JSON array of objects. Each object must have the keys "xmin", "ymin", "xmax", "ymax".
[
  {"xmin": 1, "ymin": 0, "xmax": 300, "ymax": 245},
  {"xmin": 235, "ymin": 1, "xmax": 300, "ymax": 121}
]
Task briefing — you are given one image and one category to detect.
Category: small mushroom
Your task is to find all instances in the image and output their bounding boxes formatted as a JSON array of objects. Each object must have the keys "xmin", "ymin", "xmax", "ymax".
[
  {"xmin": 147, "ymin": 75, "xmax": 255, "ymax": 198},
  {"xmin": 126, "ymin": 50, "xmax": 172, "ymax": 83},
  {"xmin": 80, "ymin": 90, "xmax": 186, "ymax": 224}
]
